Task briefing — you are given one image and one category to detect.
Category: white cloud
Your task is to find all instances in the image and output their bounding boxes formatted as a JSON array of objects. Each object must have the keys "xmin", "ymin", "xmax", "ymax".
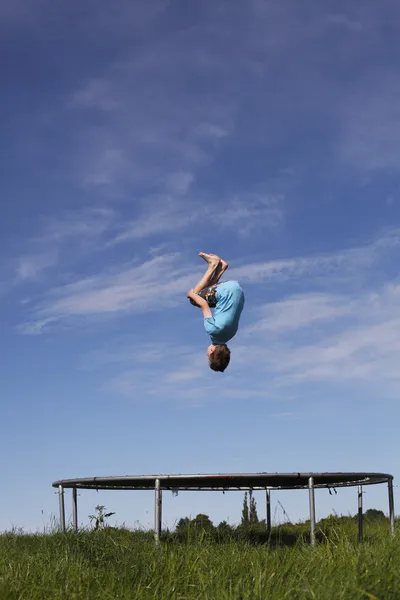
[
  {"xmin": 240, "ymin": 282, "xmax": 400, "ymax": 394},
  {"xmin": 269, "ymin": 317, "xmax": 400, "ymax": 385},
  {"xmin": 82, "ymin": 145, "xmax": 129, "ymax": 187},
  {"xmin": 68, "ymin": 54, "xmax": 235, "ymax": 191},
  {"xmin": 68, "ymin": 78, "xmax": 119, "ymax": 111},
  {"xmin": 229, "ymin": 228, "xmax": 400, "ymax": 283},
  {"xmin": 220, "ymin": 194, "xmax": 284, "ymax": 235},
  {"xmin": 165, "ymin": 171, "xmax": 194, "ymax": 195},
  {"xmin": 40, "ymin": 207, "xmax": 115, "ymax": 241},
  {"xmin": 16, "ymin": 252, "xmax": 58, "ymax": 282},
  {"xmin": 109, "ymin": 201, "xmax": 197, "ymax": 244},
  {"xmin": 68, "ymin": 229, "xmax": 400, "ymax": 403},
  {"xmin": 271, "ymin": 412, "xmax": 297, "ymax": 419},
  {"xmin": 62, "ymin": 2, "xmax": 267, "ymax": 193},
  {"xmin": 12, "ymin": 208, "xmax": 116, "ymax": 284},
  {"xmin": 164, "ymin": 351, "xmax": 207, "ymax": 384},
  {"xmin": 194, "ymin": 123, "xmax": 231, "ymax": 139},
  {"xmin": 17, "ymin": 227, "xmax": 400, "ymax": 336},
  {"xmin": 246, "ymin": 293, "xmax": 353, "ymax": 333},
  {"xmin": 102, "ymin": 353, "xmax": 258, "ymax": 408},
  {"xmin": 9, "ymin": 190, "xmax": 284, "ymax": 300},
  {"xmin": 81, "ymin": 342, "xmax": 176, "ymax": 371},
  {"xmin": 99, "ymin": 342, "xmax": 215, "ymax": 407},
  {"xmin": 19, "ymin": 254, "xmax": 195, "ymax": 333},
  {"xmin": 110, "ymin": 191, "xmax": 283, "ymax": 246},
  {"xmin": 17, "ymin": 317, "xmax": 58, "ymax": 335}
]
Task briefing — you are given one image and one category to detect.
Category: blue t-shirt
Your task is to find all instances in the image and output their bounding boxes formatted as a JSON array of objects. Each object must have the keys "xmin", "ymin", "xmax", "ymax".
[{"xmin": 204, "ymin": 281, "xmax": 245, "ymax": 344}]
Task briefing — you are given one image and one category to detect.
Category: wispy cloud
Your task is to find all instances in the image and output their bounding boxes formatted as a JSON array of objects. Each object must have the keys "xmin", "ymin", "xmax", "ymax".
[
  {"xmin": 18, "ymin": 254, "xmax": 194, "ymax": 333},
  {"xmin": 96, "ymin": 341, "xmax": 215, "ymax": 407},
  {"xmin": 8, "ymin": 189, "xmax": 284, "ymax": 303},
  {"xmin": 68, "ymin": 78, "xmax": 120, "ymax": 111},
  {"xmin": 67, "ymin": 62, "xmax": 235, "ymax": 191},
  {"xmin": 81, "ymin": 342, "xmax": 174, "ymax": 371},
  {"xmin": 271, "ymin": 412, "xmax": 298, "ymax": 419},
  {"xmin": 268, "ymin": 317, "xmax": 400, "ymax": 387},
  {"xmin": 77, "ymin": 227, "xmax": 400, "ymax": 401},
  {"xmin": 165, "ymin": 171, "xmax": 194, "ymax": 195},
  {"xmin": 11, "ymin": 208, "xmax": 116, "ymax": 285},
  {"xmin": 102, "ymin": 345, "xmax": 263, "ymax": 409},
  {"xmin": 109, "ymin": 197, "xmax": 197, "ymax": 245},
  {"xmin": 17, "ymin": 228, "xmax": 400, "ymax": 335},
  {"xmin": 95, "ymin": 338, "xmax": 286, "ymax": 408},
  {"xmin": 38, "ymin": 207, "xmax": 115, "ymax": 241},
  {"xmin": 58, "ymin": 227, "xmax": 400, "ymax": 406},
  {"xmin": 220, "ymin": 194, "xmax": 284, "ymax": 235},
  {"xmin": 246, "ymin": 293, "xmax": 353, "ymax": 333},
  {"xmin": 194, "ymin": 123, "xmax": 230, "ymax": 139},
  {"xmin": 229, "ymin": 228, "xmax": 400, "ymax": 284},
  {"xmin": 110, "ymin": 192, "xmax": 283, "ymax": 245},
  {"xmin": 239, "ymin": 280, "xmax": 400, "ymax": 396},
  {"xmin": 15, "ymin": 252, "xmax": 58, "ymax": 282}
]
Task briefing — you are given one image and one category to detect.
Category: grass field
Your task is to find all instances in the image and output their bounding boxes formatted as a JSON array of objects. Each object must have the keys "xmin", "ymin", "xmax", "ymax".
[{"xmin": 0, "ymin": 522, "xmax": 399, "ymax": 599}]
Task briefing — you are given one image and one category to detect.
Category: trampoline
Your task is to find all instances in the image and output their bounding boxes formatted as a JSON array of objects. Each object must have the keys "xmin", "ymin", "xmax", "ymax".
[{"xmin": 52, "ymin": 471, "xmax": 395, "ymax": 545}]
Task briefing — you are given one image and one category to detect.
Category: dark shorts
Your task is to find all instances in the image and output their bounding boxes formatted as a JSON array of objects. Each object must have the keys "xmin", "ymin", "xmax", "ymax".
[{"xmin": 189, "ymin": 283, "xmax": 221, "ymax": 308}]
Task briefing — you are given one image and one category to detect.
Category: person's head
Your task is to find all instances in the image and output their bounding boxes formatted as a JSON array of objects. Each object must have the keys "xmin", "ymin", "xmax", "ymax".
[{"xmin": 207, "ymin": 344, "xmax": 231, "ymax": 372}]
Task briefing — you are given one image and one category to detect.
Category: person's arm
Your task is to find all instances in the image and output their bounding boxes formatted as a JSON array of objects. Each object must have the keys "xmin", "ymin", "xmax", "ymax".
[{"xmin": 187, "ymin": 289, "xmax": 212, "ymax": 318}]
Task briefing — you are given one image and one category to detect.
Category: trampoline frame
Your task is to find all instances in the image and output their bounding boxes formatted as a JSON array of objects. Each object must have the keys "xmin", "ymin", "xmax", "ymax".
[{"xmin": 52, "ymin": 471, "xmax": 395, "ymax": 545}]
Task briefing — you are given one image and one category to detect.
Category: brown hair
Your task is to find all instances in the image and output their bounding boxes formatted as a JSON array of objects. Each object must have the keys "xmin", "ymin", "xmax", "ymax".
[{"xmin": 209, "ymin": 344, "xmax": 231, "ymax": 372}]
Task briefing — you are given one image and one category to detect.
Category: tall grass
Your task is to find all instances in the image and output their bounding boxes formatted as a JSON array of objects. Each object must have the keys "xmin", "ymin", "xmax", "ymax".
[{"xmin": 0, "ymin": 523, "xmax": 399, "ymax": 599}]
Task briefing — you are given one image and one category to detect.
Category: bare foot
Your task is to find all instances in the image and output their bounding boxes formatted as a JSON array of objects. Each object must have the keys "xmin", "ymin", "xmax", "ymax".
[
  {"xmin": 220, "ymin": 259, "xmax": 229, "ymax": 271},
  {"xmin": 199, "ymin": 252, "xmax": 221, "ymax": 267}
]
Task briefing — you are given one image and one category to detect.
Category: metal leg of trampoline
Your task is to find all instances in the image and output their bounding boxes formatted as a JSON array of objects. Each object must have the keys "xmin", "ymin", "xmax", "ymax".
[
  {"xmin": 266, "ymin": 489, "xmax": 271, "ymax": 539},
  {"xmin": 388, "ymin": 478, "xmax": 395, "ymax": 535},
  {"xmin": 358, "ymin": 485, "xmax": 363, "ymax": 542},
  {"xmin": 58, "ymin": 485, "xmax": 66, "ymax": 532},
  {"xmin": 308, "ymin": 477, "xmax": 316, "ymax": 546},
  {"xmin": 72, "ymin": 488, "xmax": 78, "ymax": 532},
  {"xmin": 154, "ymin": 478, "xmax": 162, "ymax": 545}
]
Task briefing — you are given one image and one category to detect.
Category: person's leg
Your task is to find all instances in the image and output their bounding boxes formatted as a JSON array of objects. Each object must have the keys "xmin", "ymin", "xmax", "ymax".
[
  {"xmin": 192, "ymin": 253, "xmax": 221, "ymax": 293},
  {"xmin": 209, "ymin": 257, "xmax": 229, "ymax": 286}
]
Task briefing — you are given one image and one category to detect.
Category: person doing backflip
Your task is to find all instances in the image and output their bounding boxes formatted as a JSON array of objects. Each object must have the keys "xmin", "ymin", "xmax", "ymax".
[{"xmin": 187, "ymin": 253, "xmax": 245, "ymax": 372}]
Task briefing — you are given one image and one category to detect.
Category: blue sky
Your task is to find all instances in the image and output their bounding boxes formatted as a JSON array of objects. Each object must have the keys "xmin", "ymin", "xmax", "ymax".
[{"xmin": 2, "ymin": 0, "xmax": 400, "ymax": 532}]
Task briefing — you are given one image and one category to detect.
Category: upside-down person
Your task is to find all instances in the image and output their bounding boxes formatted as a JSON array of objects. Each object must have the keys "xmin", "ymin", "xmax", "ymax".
[{"xmin": 187, "ymin": 253, "xmax": 245, "ymax": 372}]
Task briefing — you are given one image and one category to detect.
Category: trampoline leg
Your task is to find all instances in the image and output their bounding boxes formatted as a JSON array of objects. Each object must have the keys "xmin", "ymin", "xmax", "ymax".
[
  {"xmin": 58, "ymin": 485, "xmax": 66, "ymax": 532},
  {"xmin": 154, "ymin": 478, "xmax": 162, "ymax": 544},
  {"xmin": 308, "ymin": 477, "xmax": 316, "ymax": 546},
  {"xmin": 266, "ymin": 489, "xmax": 271, "ymax": 539},
  {"xmin": 72, "ymin": 488, "xmax": 78, "ymax": 532},
  {"xmin": 388, "ymin": 478, "xmax": 395, "ymax": 535},
  {"xmin": 358, "ymin": 486, "xmax": 363, "ymax": 542}
]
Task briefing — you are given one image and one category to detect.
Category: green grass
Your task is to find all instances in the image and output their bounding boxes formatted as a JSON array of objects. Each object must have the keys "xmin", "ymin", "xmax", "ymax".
[{"xmin": 0, "ymin": 524, "xmax": 399, "ymax": 599}]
